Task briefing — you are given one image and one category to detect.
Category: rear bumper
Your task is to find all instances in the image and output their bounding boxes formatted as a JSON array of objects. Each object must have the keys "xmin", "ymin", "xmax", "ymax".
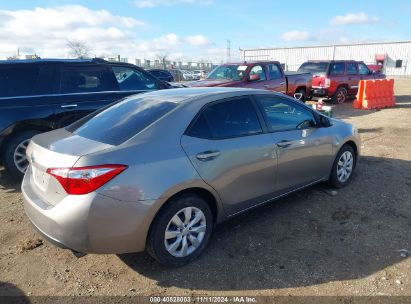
[
  {"xmin": 22, "ymin": 166, "xmax": 157, "ymax": 254},
  {"xmin": 311, "ymin": 87, "xmax": 329, "ymax": 97}
]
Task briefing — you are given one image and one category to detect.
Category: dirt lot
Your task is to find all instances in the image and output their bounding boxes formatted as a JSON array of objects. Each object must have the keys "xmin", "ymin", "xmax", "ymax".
[{"xmin": 0, "ymin": 79, "xmax": 410, "ymax": 298}]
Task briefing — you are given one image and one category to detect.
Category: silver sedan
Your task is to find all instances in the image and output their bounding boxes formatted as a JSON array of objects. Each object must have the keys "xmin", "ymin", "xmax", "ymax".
[{"xmin": 22, "ymin": 88, "xmax": 360, "ymax": 266}]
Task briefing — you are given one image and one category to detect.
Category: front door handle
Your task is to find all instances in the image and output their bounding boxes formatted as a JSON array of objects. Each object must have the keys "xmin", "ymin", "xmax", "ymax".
[
  {"xmin": 263, "ymin": 84, "xmax": 270, "ymax": 88},
  {"xmin": 196, "ymin": 150, "xmax": 220, "ymax": 161},
  {"xmin": 276, "ymin": 140, "xmax": 291, "ymax": 148},
  {"xmin": 279, "ymin": 82, "xmax": 286, "ymax": 85},
  {"xmin": 60, "ymin": 104, "xmax": 78, "ymax": 108}
]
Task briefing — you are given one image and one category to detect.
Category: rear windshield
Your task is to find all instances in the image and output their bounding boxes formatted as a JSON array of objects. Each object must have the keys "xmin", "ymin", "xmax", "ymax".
[
  {"xmin": 298, "ymin": 62, "xmax": 329, "ymax": 74},
  {"xmin": 67, "ymin": 95, "xmax": 179, "ymax": 145}
]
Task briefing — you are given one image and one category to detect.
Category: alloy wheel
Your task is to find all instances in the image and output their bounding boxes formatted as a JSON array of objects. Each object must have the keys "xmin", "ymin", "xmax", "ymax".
[
  {"xmin": 337, "ymin": 89, "xmax": 347, "ymax": 104},
  {"xmin": 336, "ymin": 151, "xmax": 354, "ymax": 182},
  {"xmin": 164, "ymin": 207, "xmax": 206, "ymax": 257},
  {"xmin": 13, "ymin": 139, "xmax": 31, "ymax": 174}
]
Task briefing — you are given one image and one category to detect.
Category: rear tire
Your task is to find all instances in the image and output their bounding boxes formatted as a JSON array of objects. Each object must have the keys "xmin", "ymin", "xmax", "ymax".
[
  {"xmin": 4, "ymin": 130, "xmax": 42, "ymax": 180},
  {"xmin": 332, "ymin": 86, "xmax": 348, "ymax": 104},
  {"xmin": 295, "ymin": 88, "xmax": 307, "ymax": 103},
  {"xmin": 147, "ymin": 194, "xmax": 213, "ymax": 267},
  {"xmin": 328, "ymin": 145, "xmax": 356, "ymax": 188}
]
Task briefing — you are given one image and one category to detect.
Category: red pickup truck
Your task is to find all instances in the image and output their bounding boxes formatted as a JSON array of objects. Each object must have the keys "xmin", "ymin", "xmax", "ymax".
[
  {"xmin": 298, "ymin": 60, "xmax": 386, "ymax": 103},
  {"xmin": 186, "ymin": 61, "xmax": 312, "ymax": 102}
]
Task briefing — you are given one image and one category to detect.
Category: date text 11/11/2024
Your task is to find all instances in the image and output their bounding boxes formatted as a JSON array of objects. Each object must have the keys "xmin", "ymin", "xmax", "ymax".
[{"xmin": 149, "ymin": 296, "xmax": 257, "ymax": 303}]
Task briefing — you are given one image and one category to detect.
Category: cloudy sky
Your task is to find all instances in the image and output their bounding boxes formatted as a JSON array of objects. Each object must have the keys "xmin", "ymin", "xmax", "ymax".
[{"xmin": 0, "ymin": 0, "xmax": 410, "ymax": 62}]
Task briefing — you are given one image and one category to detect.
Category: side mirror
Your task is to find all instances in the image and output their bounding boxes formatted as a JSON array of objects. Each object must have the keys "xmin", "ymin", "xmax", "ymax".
[{"xmin": 249, "ymin": 74, "xmax": 260, "ymax": 81}]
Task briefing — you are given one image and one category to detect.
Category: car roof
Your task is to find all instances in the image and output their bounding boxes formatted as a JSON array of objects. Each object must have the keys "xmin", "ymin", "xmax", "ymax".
[
  {"xmin": 0, "ymin": 58, "xmax": 107, "ymax": 65},
  {"xmin": 130, "ymin": 87, "xmax": 282, "ymax": 105},
  {"xmin": 305, "ymin": 60, "xmax": 361, "ymax": 63},
  {"xmin": 222, "ymin": 61, "xmax": 281, "ymax": 66}
]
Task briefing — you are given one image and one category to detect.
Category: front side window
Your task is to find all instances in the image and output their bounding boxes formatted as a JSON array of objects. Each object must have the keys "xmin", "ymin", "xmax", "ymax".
[
  {"xmin": 112, "ymin": 66, "xmax": 158, "ymax": 91},
  {"xmin": 60, "ymin": 65, "xmax": 118, "ymax": 94},
  {"xmin": 267, "ymin": 64, "xmax": 282, "ymax": 79},
  {"xmin": 249, "ymin": 65, "xmax": 266, "ymax": 80},
  {"xmin": 254, "ymin": 95, "xmax": 317, "ymax": 132},
  {"xmin": 347, "ymin": 63, "xmax": 358, "ymax": 75},
  {"xmin": 206, "ymin": 65, "xmax": 247, "ymax": 81},
  {"xmin": 329, "ymin": 63, "xmax": 345, "ymax": 75},
  {"xmin": 188, "ymin": 97, "xmax": 262, "ymax": 139},
  {"xmin": 358, "ymin": 63, "xmax": 371, "ymax": 75}
]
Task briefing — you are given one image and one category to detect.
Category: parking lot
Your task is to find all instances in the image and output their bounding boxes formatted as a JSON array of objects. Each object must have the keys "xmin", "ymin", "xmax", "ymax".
[{"xmin": 0, "ymin": 78, "xmax": 410, "ymax": 297}]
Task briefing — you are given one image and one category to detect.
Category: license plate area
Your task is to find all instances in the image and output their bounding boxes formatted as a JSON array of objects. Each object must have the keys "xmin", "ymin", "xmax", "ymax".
[{"xmin": 32, "ymin": 164, "xmax": 51, "ymax": 192}]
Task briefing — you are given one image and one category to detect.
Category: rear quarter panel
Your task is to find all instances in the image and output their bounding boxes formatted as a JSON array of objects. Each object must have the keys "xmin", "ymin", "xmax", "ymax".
[
  {"xmin": 328, "ymin": 75, "xmax": 350, "ymax": 96},
  {"xmin": 285, "ymin": 73, "xmax": 312, "ymax": 96}
]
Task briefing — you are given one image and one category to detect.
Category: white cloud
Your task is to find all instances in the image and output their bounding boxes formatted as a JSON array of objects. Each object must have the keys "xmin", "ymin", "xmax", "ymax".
[
  {"xmin": 0, "ymin": 5, "xmax": 219, "ymax": 62},
  {"xmin": 185, "ymin": 35, "xmax": 211, "ymax": 46},
  {"xmin": 281, "ymin": 30, "xmax": 313, "ymax": 42},
  {"xmin": 134, "ymin": 0, "xmax": 213, "ymax": 8},
  {"xmin": 330, "ymin": 12, "xmax": 379, "ymax": 25}
]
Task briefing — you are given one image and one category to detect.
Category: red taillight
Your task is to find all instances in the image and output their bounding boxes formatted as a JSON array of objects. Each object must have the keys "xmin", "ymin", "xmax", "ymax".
[{"xmin": 46, "ymin": 165, "xmax": 127, "ymax": 195}]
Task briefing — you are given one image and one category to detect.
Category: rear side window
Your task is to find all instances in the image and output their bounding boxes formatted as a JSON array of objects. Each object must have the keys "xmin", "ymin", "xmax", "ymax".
[
  {"xmin": 60, "ymin": 65, "xmax": 118, "ymax": 94},
  {"xmin": 267, "ymin": 64, "xmax": 282, "ymax": 79},
  {"xmin": 329, "ymin": 63, "xmax": 345, "ymax": 75},
  {"xmin": 112, "ymin": 66, "xmax": 158, "ymax": 91},
  {"xmin": 347, "ymin": 63, "xmax": 358, "ymax": 75},
  {"xmin": 0, "ymin": 65, "xmax": 40, "ymax": 97},
  {"xmin": 188, "ymin": 97, "xmax": 262, "ymax": 139},
  {"xmin": 67, "ymin": 96, "xmax": 178, "ymax": 145}
]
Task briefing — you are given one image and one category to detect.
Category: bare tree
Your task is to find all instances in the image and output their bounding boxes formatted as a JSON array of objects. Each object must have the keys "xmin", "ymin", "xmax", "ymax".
[
  {"xmin": 67, "ymin": 40, "xmax": 91, "ymax": 59},
  {"xmin": 155, "ymin": 53, "xmax": 169, "ymax": 69}
]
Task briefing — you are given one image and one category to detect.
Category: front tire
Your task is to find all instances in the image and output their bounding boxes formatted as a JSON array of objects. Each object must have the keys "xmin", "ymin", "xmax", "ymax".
[
  {"xmin": 328, "ymin": 145, "xmax": 356, "ymax": 188},
  {"xmin": 4, "ymin": 130, "xmax": 42, "ymax": 180},
  {"xmin": 147, "ymin": 194, "xmax": 213, "ymax": 267}
]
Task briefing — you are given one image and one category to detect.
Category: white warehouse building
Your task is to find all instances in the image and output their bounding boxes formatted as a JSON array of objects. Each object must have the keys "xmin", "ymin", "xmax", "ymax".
[{"xmin": 242, "ymin": 41, "xmax": 411, "ymax": 76}]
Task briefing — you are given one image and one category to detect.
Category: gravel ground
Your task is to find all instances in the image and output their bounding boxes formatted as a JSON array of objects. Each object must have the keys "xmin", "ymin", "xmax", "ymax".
[{"xmin": 0, "ymin": 78, "xmax": 410, "ymax": 298}]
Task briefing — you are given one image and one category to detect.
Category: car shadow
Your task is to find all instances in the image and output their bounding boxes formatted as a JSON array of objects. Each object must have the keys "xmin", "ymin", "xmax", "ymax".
[
  {"xmin": 119, "ymin": 155, "xmax": 411, "ymax": 291},
  {"xmin": 0, "ymin": 167, "xmax": 21, "ymax": 194},
  {"xmin": 319, "ymin": 95, "xmax": 411, "ymax": 119},
  {"xmin": 0, "ymin": 281, "xmax": 29, "ymax": 299},
  {"xmin": 395, "ymin": 95, "xmax": 411, "ymax": 108}
]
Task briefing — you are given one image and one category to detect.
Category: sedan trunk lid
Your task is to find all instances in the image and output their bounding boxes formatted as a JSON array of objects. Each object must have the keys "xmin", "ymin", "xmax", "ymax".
[{"xmin": 25, "ymin": 128, "xmax": 114, "ymax": 205}]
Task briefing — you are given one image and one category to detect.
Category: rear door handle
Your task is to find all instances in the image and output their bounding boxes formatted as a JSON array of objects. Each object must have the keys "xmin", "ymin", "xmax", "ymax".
[
  {"xmin": 60, "ymin": 104, "xmax": 78, "ymax": 108},
  {"xmin": 280, "ymin": 82, "xmax": 286, "ymax": 85},
  {"xmin": 276, "ymin": 140, "xmax": 291, "ymax": 148},
  {"xmin": 196, "ymin": 150, "xmax": 220, "ymax": 161},
  {"xmin": 263, "ymin": 84, "xmax": 270, "ymax": 88}
]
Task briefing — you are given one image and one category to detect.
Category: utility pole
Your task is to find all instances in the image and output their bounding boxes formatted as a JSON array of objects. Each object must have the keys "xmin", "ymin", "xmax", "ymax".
[{"xmin": 226, "ymin": 40, "xmax": 231, "ymax": 63}]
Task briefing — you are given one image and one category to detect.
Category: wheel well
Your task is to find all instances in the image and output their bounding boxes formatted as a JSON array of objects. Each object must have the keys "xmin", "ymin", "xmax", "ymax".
[
  {"xmin": 343, "ymin": 140, "xmax": 358, "ymax": 166},
  {"xmin": 158, "ymin": 187, "xmax": 219, "ymax": 223},
  {"xmin": 337, "ymin": 84, "xmax": 349, "ymax": 91},
  {"xmin": 0, "ymin": 124, "xmax": 51, "ymax": 158},
  {"xmin": 295, "ymin": 86, "xmax": 306, "ymax": 93}
]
